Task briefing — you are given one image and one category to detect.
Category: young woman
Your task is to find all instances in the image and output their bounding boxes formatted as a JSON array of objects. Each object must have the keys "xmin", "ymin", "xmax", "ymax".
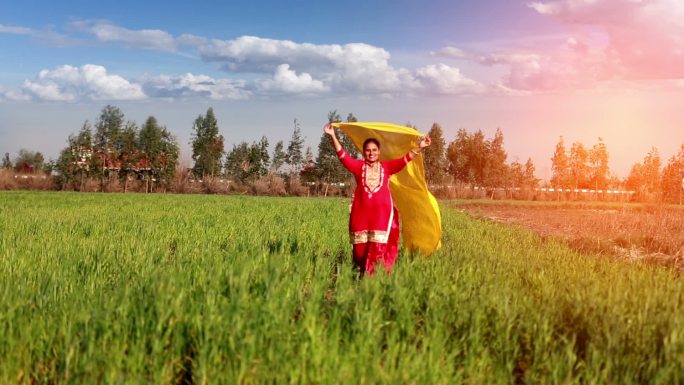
[{"xmin": 324, "ymin": 123, "xmax": 431, "ymax": 275}]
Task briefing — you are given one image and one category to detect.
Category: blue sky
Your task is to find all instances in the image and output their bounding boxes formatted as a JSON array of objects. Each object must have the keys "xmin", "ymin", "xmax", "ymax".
[{"xmin": 2, "ymin": 0, "xmax": 683, "ymax": 177}]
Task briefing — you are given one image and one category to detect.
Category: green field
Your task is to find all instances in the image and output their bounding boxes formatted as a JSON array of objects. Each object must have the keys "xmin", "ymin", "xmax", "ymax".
[{"xmin": 1, "ymin": 191, "xmax": 683, "ymax": 384}]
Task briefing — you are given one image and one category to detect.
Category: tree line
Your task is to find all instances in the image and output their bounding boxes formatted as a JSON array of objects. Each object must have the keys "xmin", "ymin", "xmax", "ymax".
[
  {"xmin": 3, "ymin": 104, "xmax": 683, "ymax": 203},
  {"xmin": 550, "ymin": 136, "xmax": 684, "ymax": 203}
]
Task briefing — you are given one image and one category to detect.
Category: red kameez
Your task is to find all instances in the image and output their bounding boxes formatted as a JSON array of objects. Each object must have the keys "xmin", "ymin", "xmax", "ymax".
[{"xmin": 336, "ymin": 148, "xmax": 414, "ymax": 275}]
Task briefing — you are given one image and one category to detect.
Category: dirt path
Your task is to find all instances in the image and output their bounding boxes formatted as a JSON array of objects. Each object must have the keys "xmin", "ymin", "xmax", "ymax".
[{"xmin": 452, "ymin": 202, "xmax": 684, "ymax": 270}]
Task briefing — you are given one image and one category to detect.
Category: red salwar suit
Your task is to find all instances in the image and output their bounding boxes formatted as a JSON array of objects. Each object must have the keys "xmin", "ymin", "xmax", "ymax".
[{"xmin": 337, "ymin": 148, "xmax": 415, "ymax": 275}]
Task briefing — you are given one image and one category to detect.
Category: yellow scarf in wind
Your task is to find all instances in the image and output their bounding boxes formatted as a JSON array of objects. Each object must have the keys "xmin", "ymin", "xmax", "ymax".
[{"xmin": 332, "ymin": 122, "xmax": 442, "ymax": 255}]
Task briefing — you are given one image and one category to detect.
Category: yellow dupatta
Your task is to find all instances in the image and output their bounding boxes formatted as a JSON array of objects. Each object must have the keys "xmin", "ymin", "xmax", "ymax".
[{"xmin": 332, "ymin": 122, "xmax": 442, "ymax": 255}]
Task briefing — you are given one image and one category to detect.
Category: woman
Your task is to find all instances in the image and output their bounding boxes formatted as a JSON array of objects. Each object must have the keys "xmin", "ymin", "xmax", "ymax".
[{"xmin": 324, "ymin": 123, "xmax": 432, "ymax": 276}]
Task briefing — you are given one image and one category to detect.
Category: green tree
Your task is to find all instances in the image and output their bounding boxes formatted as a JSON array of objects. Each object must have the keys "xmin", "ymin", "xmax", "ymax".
[
  {"xmin": 191, "ymin": 107, "xmax": 224, "ymax": 178},
  {"xmin": 286, "ymin": 118, "xmax": 305, "ymax": 172},
  {"xmin": 423, "ymin": 122, "xmax": 448, "ymax": 186},
  {"xmin": 271, "ymin": 140, "xmax": 287, "ymax": 173},
  {"xmin": 551, "ymin": 136, "xmax": 571, "ymax": 189},
  {"xmin": 93, "ymin": 105, "xmax": 126, "ymax": 190},
  {"xmin": 314, "ymin": 111, "xmax": 359, "ymax": 194},
  {"xmin": 301, "ymin": 146, "xmax": 317, "ymax": 184},
  {"xmin": 138, "ymin": 116, "xmax": 179, "ymax": 191},
  {"xmin": 225, "ymin": 142, "xmax": 251, "ymax": 183},
  {"xmin": 94, "ymin": 105, "xmax": 125, "ymax": 151},
  {"xmin": 258, "ymin": 136, "xmax": 270, "ymax": 174},
  {"xmin": 118, "ymin": 121, "xmax": 139, "ymax": 192},
  {"xmin": 13, "ymin": 149, "xmax": 44, "ymax": 173},
  {"xmin": 2, "ymin": 153, "xmax": 11, "ymax": 169},
  {"xmin": 55, "ymin": 121, "xmax": 95, "ymax": 190},
  {"xmin": 224, "ymin": 138, "xmax": 269, "ymax": 183}
]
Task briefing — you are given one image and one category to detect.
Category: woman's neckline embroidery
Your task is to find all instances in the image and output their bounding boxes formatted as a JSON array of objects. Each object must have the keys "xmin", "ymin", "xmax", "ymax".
[{"xmin": 362, "ymin": 162, "xmax": 383, "ymax": 198}]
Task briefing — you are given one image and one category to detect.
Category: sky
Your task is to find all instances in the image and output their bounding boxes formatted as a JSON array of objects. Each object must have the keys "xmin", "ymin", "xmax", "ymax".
[{"xmin": 1, "ymin": 0, "xmax": 683, "ymax": 179}]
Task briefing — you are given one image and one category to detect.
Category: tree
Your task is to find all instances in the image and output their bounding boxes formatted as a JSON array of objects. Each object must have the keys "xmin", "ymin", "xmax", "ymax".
[
  {"xmin": 484, "ymin": 128, "xmax": 508, "ymax": 191},
  {"xmin": 641, "ymin": 147, "xmax": 662, "ymax": 198},
  {"xmin": 661, "ymin": 144, "xmax": 684, "ymax": 204},
  {"xmin": 569, "ymin": 142, "xmax": 589, "ymax": 190},
  {"xmin": 286, "ymin": 118, "xmax": 305, "ymax": 172},
  {"xmin": 225, "ymin": 142, "xmax": 251, "ymax": 183},
  {"xmin": 94, "ymin": 105, "xmax": 125, "ymax": 151},
  {"xmin": 138, "ymin": 116, "xmax": 180, "ymax": 192},
  {"xmin": 625, "ymin": 163, "xmax": 643, "ymax": 195},
  {"xmin": 55, "ymin": 121, "xmax": 95, "ymax": 190},
  {"xmin": 225, "ymin": 138, "xmax": 269, "ymax": 183},
  {"xmin": 191, "ymin": 107, "xmax": 224, "ymax": 178},
  {"xmin": 626, "ymin": 147, "xmax": 662, "ymax": 201},
  {"xmin": 13, "ymin": 149, "xmax": 44, "ymax": 173},
  {"xmin": 314, "ymin": 111, "xmax": 360, "ymax": 194},
  {"xmin": 523, "ymin": 158, "xmax": 540, "ymax": 189},
  {"xmin": 118, "ymin": 121, "xmax": 139, "ymax": 192},
  {"xmin": 551, "ymin": 136, "xmax": 570, "ymax": 189},
  {"xmin": 92, "ymin": 105, "xmax": 127, "ymax": 190},
  {"xmin": 2, "ymin": 153, "xmax": 11, "ymax": 169},
  {"xmin": 423, "ymin": 123, "xmax": 448, "ymax": 186},
  {"xmin": 340, "ymin": 112, "xmax": 359, "ymax": 159},
  {"xmin": 447, "ymin": 129, "xmax": 470, "ymax": 184},
  {"xmin": 511, "ymin": 158, "xmax": 539, "ymax": 190},
  {"xmin": 258, "ymin": 136, "xmax": 270, "ymax": 173},
  {"xmin": 589, "ymin": 138, "xmax": 609, "ymax": 196},
  {"xmin": 301, "ymin": 146, "xmax": 317, "ymax": 184},
  {"xmin": 447, "ymin": 129, "xmax": 488, "ymax": 186},
  {"xmin": 271, "ymin": 140, "xmax": 287, "ymax": 173}
]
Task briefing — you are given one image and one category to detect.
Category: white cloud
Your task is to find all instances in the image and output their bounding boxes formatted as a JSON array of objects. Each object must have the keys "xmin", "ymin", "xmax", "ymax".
[
  {"xmin": 70, "ymin": 20, "xmax": 176, "ymax": 52},
  {"xmin": 415, "ymin": 64, "xmax": 485, "ymax": 94},
  {"xmin": 2, "ymin": 20, "xmax": 484, "ymax": 98},
  {"xmin": 257, "ymin": 64, "xmax": 328, "ymax": 94},
  {"xmin": 142, "ymin": 73, "xmax": 249, "ymax": 100},
  {"xmin": 196, "ymin": 36, "xmax": 425, "ymax": 94},
  {"xmin": 0, "ymin": 24, "xmax": 33, "ymax": 35},
  {"xmin": 19, "ymin": 64, "xmax": 146, "ymax": 101},
  {"xmin": 431, "ymin": 46, "xmax": 470, "ymax": 59}
]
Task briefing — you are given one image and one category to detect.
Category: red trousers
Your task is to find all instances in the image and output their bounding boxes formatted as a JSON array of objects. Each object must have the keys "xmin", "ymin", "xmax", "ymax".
[{"xmin": 352, "ymin": 207, "xmax": 400, "ymax": 276}]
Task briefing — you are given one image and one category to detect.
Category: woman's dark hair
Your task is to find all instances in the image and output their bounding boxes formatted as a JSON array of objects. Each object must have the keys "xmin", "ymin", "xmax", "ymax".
[{"xmin": 363, "ymin": 138, "xmax": 381, "ymax": 150}]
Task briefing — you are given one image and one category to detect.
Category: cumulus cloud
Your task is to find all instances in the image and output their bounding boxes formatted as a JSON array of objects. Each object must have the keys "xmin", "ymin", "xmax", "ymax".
[
  {"xmin": 142, "ymin": 73, "xmax": 249, "ymax": 100},
  {"xmin": 18, "ymin": 64, "xmax": 146, "ymax": 101},
  {"xmin": 193, "ymin": 35, "xmax": 486, "ymax": 95},
  {"xmin": 257, "ymin": 64, "xmax": 328, "ymax": 94},
  {"xmin": 415, "ymin": 64, "xmax": 485, "ymax": 94},
  {"xmin": 70, "ymin": 20, "xmax": 177, "ymax": 52},
  {"xmin": 2, "ymin": 20, "xmax": 484, "ymax": 98}
]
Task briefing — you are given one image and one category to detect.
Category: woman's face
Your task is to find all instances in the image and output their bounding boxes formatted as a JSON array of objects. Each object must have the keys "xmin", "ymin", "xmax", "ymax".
[{"xmin": 363, "ymin": 142, "xmax": 380, "ymax": 163}]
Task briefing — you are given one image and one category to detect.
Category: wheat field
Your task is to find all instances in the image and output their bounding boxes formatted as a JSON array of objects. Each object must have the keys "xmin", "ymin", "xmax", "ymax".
[{"xmin": 1, "ymin": 191, "xmax": 683, "ymax": 384}]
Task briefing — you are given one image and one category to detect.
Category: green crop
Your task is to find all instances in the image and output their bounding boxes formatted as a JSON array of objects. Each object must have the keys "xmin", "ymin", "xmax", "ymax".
[{"xmin": 1, "ymin": 191, "xmax": 683, "ymax": 384}]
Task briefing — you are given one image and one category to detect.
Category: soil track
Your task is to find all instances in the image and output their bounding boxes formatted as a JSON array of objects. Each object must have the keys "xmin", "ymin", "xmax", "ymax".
[{"xmin": 453, "ymin": 201, "xmax": 684, "ymax": 270}]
